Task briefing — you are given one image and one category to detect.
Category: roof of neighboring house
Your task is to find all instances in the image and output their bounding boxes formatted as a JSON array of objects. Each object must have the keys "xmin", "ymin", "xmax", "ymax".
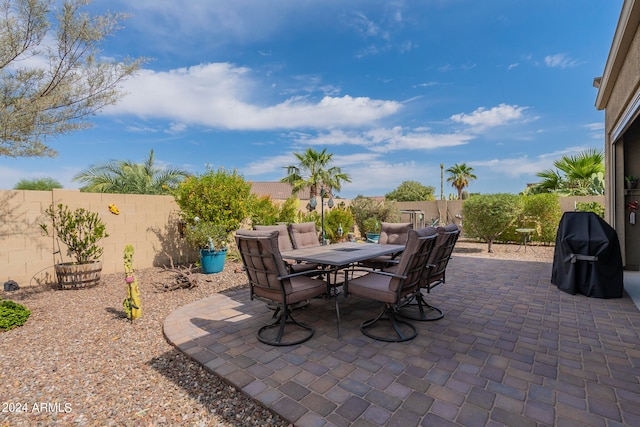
[{"xmin": 250, "ymin": 182, "xmax": 311, "ymax": 200}]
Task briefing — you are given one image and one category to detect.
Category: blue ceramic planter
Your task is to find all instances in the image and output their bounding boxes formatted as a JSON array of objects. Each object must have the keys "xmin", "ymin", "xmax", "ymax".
[
  {"xmin": 200, "ymin": 248, "xmax": 227, "ymax": 274},
  {"xmin": 365, "ymin": 233, "xmax": 380, "ymax": 243}
]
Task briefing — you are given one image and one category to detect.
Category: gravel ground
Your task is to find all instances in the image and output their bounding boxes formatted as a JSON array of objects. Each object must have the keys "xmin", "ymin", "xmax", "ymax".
[{"xmin": 0, "ymin": 239, "xmax": 553, "ymax": 426}]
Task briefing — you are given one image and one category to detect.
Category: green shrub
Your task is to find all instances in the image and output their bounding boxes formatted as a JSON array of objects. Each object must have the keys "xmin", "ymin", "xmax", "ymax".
[
  {"xmin": 501, "ymin": 193, "xmax": 562, "ymax": 244},
  {"xmin": 576, "ymin": 201, "xmax": 605, "ymax": 218},
  {"xmin": 322, "ymin": 205, "xmax": 355, "ymax": 242},
  {"xmin": 249, "ymin": 195, "xmax": 281, "ymax": 226},
  {"xmin": 350, "ymin": 195, "xmax": 400, "ymax": 238},
  {"xmin": 0, "ymin": 299, "xmax": 31, "ymax": 331},
  {"xmin": 462, "ymin": 193, "xmax": 523, "ymax": 252},
  {"xmin": 523, "ymin": 193, "xmax": 562, "ymax": 244},
  {"xmin": 249, "ymin": 195, "xmax": 300, "ymax": 226},
  {"xmin": 173, "ymin": 168, "xmax": 252, "ymax": 250}
]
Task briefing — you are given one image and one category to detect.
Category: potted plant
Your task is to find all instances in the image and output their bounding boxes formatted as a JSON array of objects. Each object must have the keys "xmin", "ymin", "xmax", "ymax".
[
  {"xmin": 362, "ymin": 217, "xmax": 381, "ymax": 243},
  {"xmin": 625, "ymin": 175, "xmax": 638, "ymax": 189},
  {"xmin": 184, "ymin": 218, "xmax": 230, "ymax": 274},
  {"xmin": 40, "ymin": 203, "xmax": 109, "ymax": 289},
  {"xmin": 172, "ymin": 168, "xmax": 252, "ymax": 273}
]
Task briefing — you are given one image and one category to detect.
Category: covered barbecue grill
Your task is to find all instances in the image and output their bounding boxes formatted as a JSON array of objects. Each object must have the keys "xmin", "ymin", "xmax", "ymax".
[{"xmin": 551, "ymin": 212, "xmax": 623, "ymax": 298}]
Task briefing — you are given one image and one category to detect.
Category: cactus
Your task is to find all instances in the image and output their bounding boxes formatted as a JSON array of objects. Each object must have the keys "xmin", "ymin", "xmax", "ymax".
[{"xmin": 122, "ymin": 244, "xmax": 141, "ymax": 320}]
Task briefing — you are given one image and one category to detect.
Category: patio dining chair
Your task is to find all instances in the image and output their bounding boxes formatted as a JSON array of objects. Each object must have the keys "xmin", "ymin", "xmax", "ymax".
[
  {"xmin": 235, "ymin": 229, "xmax": 328, "ymax": 346},
  {"xmin": 343, "ymin": 227, "xmax": 437, "ymax": 342},
  {"xmin": 288, "ymin": 221, "xmax": 321, "ymax": 249},
  {"xmin": 253, "ymin": 224, "xmax": 319, "ymax": 273},
  {"xmin": 360, "ymin": 222, "xmax": 413, "ymax": 270},
  {"xmin": 398, "ymin": 224, "xmax": 460, "ymax": 321}
]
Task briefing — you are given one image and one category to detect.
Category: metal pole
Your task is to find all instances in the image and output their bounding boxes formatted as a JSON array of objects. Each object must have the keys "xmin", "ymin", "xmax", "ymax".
[
  {"xmin": 321, "ymin": 187, "xmax": 325, "ymax": 245},
  {"xmin": 440, "ymin": 163, "xmax": 444, "ymax": 200}
]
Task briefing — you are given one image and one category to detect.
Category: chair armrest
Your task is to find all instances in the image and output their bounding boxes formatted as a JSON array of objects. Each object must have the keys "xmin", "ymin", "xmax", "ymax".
[
  {"xmin": 278, "ymin": 265, "xmax": 337, "ymax": 281},
  {"xmin": 344, "ymin": 268, "xmax": 407, "ymax": 281}
]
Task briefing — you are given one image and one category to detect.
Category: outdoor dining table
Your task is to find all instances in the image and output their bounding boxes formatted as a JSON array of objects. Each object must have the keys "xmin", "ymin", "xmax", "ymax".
[{"xmin": 281, "ymin": 241, "xmax": 405, "ymax": 338}]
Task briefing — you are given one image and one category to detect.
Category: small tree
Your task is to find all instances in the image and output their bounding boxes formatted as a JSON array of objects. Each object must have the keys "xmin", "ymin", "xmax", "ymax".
[
  {"xmin": 462, "ymin": 194, "xmax": 522, "ymax": 252},
  {"xmin": 1, "ymin": 0, "xmax": 143, "ymax": 157},
  {"xmin": 385, "ymin": 180, "xmax": 435, "ymax": 201}
]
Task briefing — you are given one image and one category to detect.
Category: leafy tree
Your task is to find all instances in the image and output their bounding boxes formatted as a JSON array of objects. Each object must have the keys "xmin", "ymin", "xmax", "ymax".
[
  {"xmin": 529, "ymin": 148, "xmax": 605, "ymax": 195},
  {"xmin": 1, "ymin": 0, "xmax": 143, "ymax": 157},
  {"xmin": 385, "ymin": 180, "xmax": 435, "ymax": 201},
  {"xmin": 462, "ymin": 193, "xmax": 522, "ymax": 252},
  {"xmin": 446, "ymin": 163, "xmax": 477, "ymax": 199},
  {"xmin": 281, "ymin": 148, "xmax": 351, "ymax": 202},
  {"xmin": 14, "ymin": 177, "xmax": 62, "ymax": 190},
  {"xmin": 73, "ymin": 149, "xmax": 189, "ymax": 194}
]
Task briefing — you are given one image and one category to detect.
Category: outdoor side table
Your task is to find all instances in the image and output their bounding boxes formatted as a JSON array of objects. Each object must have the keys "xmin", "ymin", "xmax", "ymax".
[{"xmin": 515, "ymin": 228, "xmax": 535, "ymax": 253}]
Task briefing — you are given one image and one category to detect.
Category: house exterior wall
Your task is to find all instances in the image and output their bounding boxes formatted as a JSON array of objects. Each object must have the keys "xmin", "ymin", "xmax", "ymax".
[{"xmin": 597, "ymin": 0, "xmax": 640, "ymax": 267}]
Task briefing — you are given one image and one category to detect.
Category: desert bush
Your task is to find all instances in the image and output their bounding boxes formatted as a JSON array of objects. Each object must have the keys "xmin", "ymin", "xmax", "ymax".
[
  {"xmin": 576, "ymin": 201, "xmax": 605, "ymax": 218},
  {"xmin": 249, "ymin": 196, "xmax": 300, "ymax": 226},
  {"xmin": 0, "ymin": 299, "xmax": 31, "ymax": 331},
  {"xmin": 322, "ymin": 205, "xmax": 355, "ymax": 242},
  {"xmin": 173, "ymin": 168, "xmax": 252, "ymax": 249},
  {"xmin": 350, "ymin": 196, "xmax": 400, "ymax": 238},
  {"xmin": 462, "ymin": 193, "xmax": 523, "ymax": 252},
  {"xmin": 501, "ymin": 193, "xmax": 562, "ymax": 244}
]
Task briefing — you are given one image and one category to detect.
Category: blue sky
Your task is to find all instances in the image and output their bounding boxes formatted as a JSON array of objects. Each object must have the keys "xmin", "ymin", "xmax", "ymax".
[{"xmin": 0, "ymin": 0, "xmax": 624, "ymax": 198}]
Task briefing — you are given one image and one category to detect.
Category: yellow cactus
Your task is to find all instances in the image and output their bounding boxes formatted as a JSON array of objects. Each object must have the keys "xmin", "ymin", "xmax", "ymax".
[{"xmin": 122, "ymin": 244, "xmax": 141, "ymax": 320}]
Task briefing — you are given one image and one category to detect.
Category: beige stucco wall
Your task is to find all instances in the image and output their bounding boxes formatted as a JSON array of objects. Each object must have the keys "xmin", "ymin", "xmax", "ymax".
[
  {"xmin": 600, "ymin": 8, "xmax": 640, "ymax": 266},
  {"xmin": 1, "ymin": 189, "xmax": 192, "ymax": 287}
]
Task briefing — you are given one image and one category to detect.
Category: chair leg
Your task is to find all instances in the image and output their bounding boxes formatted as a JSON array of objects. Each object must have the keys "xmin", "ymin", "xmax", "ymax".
[
  {"xmin": 360, "ymin": 304, "xmax": 418, "ymax": 342},
  {"xmin": 397, "ymin": 290, "xmax": 444, "ymax": 321},
  {"xmin": 257, "ymin": 304, "xmax": 315, "ymax": 346}
]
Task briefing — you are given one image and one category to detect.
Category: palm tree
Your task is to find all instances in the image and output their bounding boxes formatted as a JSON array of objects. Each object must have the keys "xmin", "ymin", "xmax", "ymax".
[
  {"xmin": 281, "ymin": 148, "xmax": 351, "ymax": 200},
  {"xmin": 73, "ymin": 149, "xmax": 190, "ymax": 194},
  {"xmin": 446, "ymin": 163, "xmax": 477, "ymax": 199},
  {"xmin": 532, "ymin": 148, "xmax": 604, "ymax": 195}
]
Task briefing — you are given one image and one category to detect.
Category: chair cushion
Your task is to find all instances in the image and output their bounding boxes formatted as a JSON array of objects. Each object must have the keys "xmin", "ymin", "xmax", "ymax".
[
  {"xmin": 252, "ymin": 274, "xmax": 326, "ymax": 305},
  {"xmin": 254, "ymin": 224, "xmax": 293, "ymax": 251},
  {"xmin": 347, "ymin": 273, "xmax": 395, "ymax": 303},
  {"xmin": 379, "ymin": 222, "xmax": 413, "ymax": 244},
  {"xmin": 288, "ymin": 222, "xmax": 320, "ymax": 249}
]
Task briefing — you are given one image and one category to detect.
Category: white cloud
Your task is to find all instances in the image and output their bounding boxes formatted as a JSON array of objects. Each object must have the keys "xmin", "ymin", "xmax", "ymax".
[
  {"xmin": 450, "ymin": 103, "xmax": 528, "ymax": 132},
  {"xmin": 470, "ymin": 146, "xmax": 596, "ymax": 178},
  {"xmin": 107, "ymin": 63, "xmax": 402, "ymax": 130},
  {"xmin": 291, "ymin": 127, "xmax": 473, "ymax": 152},
  {"xmin": 544, "ymin": 53, "xmax": 581, "ymax": 69}
]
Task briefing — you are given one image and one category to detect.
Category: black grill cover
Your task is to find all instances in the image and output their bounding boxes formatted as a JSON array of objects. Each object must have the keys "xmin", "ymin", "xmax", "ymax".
[{"xmin": 551, "ymin": 212, "xmax": 623, "ymax": 298}]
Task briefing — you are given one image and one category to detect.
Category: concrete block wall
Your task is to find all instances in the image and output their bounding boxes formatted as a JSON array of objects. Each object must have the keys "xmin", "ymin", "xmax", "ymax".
[
  {"xmin": 1, "ymin": 189, "xmax": 193, "ymax": 287},
  {"xmin": 0, "ymin": 189, "xmax": 605, "ymax": 288}
]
